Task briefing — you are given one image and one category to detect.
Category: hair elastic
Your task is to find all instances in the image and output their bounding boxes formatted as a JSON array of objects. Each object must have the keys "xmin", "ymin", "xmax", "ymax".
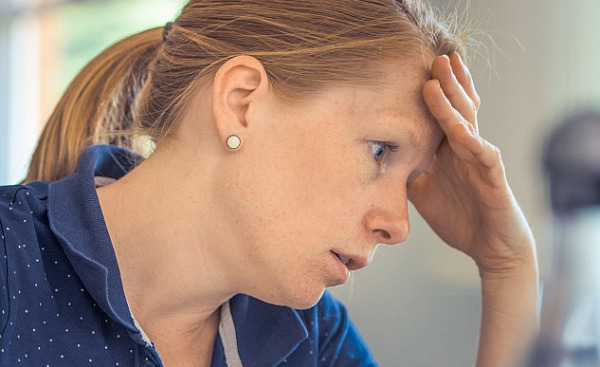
[
  {"xmin": 163, "ymin": 22, "xmax": 174, "ymax": 42},
  {"xmin": 226, "ymin": 135, "xmax": 241, "ymax": 150}
]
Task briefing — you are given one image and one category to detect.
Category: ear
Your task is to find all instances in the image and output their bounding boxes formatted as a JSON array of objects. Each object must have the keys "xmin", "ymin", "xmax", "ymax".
[{"xmin": 212, "ymin": 56, "xmax": 270, "ymax": 150}]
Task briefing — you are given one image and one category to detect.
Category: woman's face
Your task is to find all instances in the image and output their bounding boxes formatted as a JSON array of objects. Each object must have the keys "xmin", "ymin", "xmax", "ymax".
[{"xmin": 217, "ymin": 60, "xmax": 443, "ymax": 309}]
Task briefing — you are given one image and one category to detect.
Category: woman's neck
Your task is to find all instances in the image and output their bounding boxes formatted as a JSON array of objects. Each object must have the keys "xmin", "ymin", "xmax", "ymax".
[{"xmin": 95, "ymin": 146, "xmax": 235, "ymax": 356}]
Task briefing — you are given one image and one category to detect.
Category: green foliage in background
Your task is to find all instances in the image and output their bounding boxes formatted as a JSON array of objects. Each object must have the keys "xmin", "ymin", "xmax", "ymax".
[{"xmin": 56, "ymin": 0, "xmax": 186, "ymax": 92}]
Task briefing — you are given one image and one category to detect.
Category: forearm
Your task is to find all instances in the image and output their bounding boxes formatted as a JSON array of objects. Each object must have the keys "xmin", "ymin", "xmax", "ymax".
[{"xmin": 476, "ymin": 252, "xmax": 539, "ymax": 367}]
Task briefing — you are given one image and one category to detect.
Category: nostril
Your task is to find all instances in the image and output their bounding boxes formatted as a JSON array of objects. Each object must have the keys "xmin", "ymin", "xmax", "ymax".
[
  {"xmin": 374, "ymin": 229, "xmax": 391, "ymax": 240},
  {"xmin": 365, "ymin": 213, "xmax": 409, "ymax": 245}
]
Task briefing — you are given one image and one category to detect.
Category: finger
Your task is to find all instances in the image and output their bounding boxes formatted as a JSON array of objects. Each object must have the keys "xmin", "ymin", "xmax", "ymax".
[
  {"xmin": 449, "ymin": 53, "xmax": 480, "ymax": 107},
  {"xmin": 448, "ymin": 53, "xmax": 480, "ymax": 134},
  {"xmin": 431, "ymin": 55, "xmax": 477, "ymax": 127},
  {"xmin": 449, "ymin": 53, "xmax": 481, "ymax": 113},
  {"xmin": 423, "ymin": 79, "xmax": 483, "ymax": 160},
  {"xmin": 423, "ymin": 79, "xmax": 473, "ymax": 137},
  {"xmin": 475, "ymin": 139, "xmax": 504, "ymax": 171},
  {"xmin": 454, "ymin": 126, "xmax": 504, "ymax": 173}
]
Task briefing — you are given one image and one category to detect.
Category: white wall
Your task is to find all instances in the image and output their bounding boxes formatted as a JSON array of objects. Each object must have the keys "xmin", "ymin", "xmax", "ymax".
[
  {"xmin": 0, "ymin": 0, "xmax": 13, "ymax": 184},
  {"xmin": 0, "ymin": 0, "xmax": 40, "ymax": 185},
  {"xmin": 330, "ymin": 0, "xmax": 600, "ymax": 365}
]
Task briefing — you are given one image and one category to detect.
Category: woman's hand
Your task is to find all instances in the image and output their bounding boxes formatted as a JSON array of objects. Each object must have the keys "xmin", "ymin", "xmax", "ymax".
[
  {"xmin": 410, "ymin": 53, "xmax": 539, "ymax": 367},
  {"xmin": 409, "ymin": 53, "xmax": 535, "ymax": 277}
]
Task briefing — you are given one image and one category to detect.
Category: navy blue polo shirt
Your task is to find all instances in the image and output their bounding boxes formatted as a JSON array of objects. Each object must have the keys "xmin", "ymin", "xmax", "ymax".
[{"xmin": 0, "ymin": 145, "xmax": 377, "ymax": 366}]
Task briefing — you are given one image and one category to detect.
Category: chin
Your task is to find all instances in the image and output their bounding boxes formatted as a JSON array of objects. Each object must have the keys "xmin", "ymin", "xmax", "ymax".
[
  {"xmin": 287, "ymin": 289, "xmax": 325, "ymax": 310},
  {"xmin": 257, "ymin": 284, "xmax": 326, "ymax": 310}
]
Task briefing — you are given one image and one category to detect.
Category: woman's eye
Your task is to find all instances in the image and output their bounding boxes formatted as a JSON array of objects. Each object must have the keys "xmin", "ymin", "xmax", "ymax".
[{"xmin": 368, "ymin": 141, "xmax": 396, "ymax": 163}]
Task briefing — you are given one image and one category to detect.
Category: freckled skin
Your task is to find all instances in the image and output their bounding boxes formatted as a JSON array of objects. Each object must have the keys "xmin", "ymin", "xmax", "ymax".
[{"xmin": 213, "ymin": 60, "xmax": 441, "ymax": 309}]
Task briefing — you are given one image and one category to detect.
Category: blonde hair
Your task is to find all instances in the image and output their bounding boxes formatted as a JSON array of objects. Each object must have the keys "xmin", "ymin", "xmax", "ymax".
[{"xmin": 24, "ymin": 0, "xmax": 469, "ymax": 183}]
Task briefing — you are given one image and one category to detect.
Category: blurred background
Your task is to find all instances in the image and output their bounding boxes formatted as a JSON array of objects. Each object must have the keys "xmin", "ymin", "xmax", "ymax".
[{"xmin": 1, "ymin": 0, "xmax": 599, "ymax": 365}]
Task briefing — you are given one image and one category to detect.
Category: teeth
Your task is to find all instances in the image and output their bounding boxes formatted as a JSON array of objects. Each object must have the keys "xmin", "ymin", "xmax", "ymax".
[{"xmin": 338, "ymin": 255, "xmax": 350, "ymax": 265}]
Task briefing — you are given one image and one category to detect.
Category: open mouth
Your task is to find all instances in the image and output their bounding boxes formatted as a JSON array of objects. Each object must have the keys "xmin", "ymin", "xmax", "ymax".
[{"xmin": 332, "ymin": 251, "xmax": 350, "ymax": 265}]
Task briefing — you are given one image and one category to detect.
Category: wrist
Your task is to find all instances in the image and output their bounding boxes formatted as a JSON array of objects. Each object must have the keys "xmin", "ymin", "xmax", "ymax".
[
  {"xmin": 479, "ymin": 248, "xmax": 540, "ymax": 330},
  {"xmin": 474, "ymin": 233, "xmax": 538, "ymax": 281}
]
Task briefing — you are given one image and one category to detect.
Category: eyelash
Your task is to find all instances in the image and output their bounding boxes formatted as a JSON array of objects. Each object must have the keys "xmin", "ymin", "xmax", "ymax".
[{"xmin": 367, "ymin": 141, "xmax": 398, "ymax": 164}]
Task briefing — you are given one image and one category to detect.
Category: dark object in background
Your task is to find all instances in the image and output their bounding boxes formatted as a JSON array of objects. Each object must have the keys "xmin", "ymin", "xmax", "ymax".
[
  {"xmin": 526, "ymin": 110, "xmax": 600, "ymax": 367},
  {"xmin": 545, "ymin": 111, "xmax": 600, "ymax": 213}
]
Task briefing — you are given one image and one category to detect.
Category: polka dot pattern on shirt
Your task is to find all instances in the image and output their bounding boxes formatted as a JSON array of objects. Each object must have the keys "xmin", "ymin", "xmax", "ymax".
[{"xmin": 0, "ymin": 187, "xmax": 156, "ymax": 366}]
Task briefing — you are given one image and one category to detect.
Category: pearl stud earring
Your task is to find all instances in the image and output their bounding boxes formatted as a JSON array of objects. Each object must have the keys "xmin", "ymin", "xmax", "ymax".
[{"xmin": 226, "ymin": 135, "xmax": 241, "ymax": 150}]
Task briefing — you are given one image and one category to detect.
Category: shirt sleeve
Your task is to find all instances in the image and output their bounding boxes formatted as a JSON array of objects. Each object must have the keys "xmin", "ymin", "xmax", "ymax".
[{"xmin": 312, "ymin": 290, "xmax": 378, "ymax": 367}]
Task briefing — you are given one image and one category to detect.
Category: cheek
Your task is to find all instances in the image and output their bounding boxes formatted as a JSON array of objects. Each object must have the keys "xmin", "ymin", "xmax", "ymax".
[
  {"xmin": 227, "ymin": 126, "xmax": 371, "ymax": 253},
  {"xmin": 221, "ymin": 137, "xmax": 374, "ymax": 305},
  {"xmin": 285, "ymin": 146, "xmax": 370, "ymax": 234}
]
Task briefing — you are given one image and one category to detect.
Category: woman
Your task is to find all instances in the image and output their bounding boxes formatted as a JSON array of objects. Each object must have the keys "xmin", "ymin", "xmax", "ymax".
[{"xmin": 1, "ymin": 0, "xmax": 538, "ymax": 366}]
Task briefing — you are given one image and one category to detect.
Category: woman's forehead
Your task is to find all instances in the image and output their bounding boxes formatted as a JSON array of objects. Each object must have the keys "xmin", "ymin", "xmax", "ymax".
[
  {"xmin": 277, "ymin": 57, "xmax": 438, "ymax": 141},
  {"xmin": 348, "ymin": 62, "xmax": 435, "ymax": 121}
]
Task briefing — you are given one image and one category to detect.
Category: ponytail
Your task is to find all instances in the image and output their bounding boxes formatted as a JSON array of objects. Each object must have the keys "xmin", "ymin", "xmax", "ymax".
[{"xmin": 23, "ymin": 27, "xmax": 162, "ymax": 183}]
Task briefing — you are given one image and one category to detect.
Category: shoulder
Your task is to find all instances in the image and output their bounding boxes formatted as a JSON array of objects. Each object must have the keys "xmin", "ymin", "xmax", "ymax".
[
  {"xmin": 0, "ymin": 182, "xmax": 49, "ymax": 217},
  {"xmin": 0, "ymin": 182, "xmax": 51, "ymax": 331},
  {"xmin": 0, "ymin": 182, "xmax": 50, "ymax": 253},
  {"xmin": 0, "ymin": 182, "xmax": 50, "ymax": 252}
]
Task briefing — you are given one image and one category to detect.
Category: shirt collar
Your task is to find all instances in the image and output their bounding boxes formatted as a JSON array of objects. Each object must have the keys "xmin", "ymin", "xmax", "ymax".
[
  {"xmin": 229, "ymin": 295, "xmax": 309, "ymax": 367},
  {"xmin": 47, "ymin": 145, "xmax": 142, "ymax": 333}
]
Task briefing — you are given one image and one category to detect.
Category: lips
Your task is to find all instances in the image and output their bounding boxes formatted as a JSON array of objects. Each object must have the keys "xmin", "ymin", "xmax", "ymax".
[
  {"xmin": 337, "ymin": 254, "xmax": 350, "ymax": 265},
  {"xmin": 331, "ymin": 250, "xmax": 348, "ymax": 264},
  {"xmin": 330, "ymin": 250, "xmax": 370, "ymax": 271},
  {"xmin": 331, "ymin": 250, "xmax": 349, "ymax": 269}
]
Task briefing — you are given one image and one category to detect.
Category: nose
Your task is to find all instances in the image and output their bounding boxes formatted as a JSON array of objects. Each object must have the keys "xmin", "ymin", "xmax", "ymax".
[{"xmin": 363, "ymin": 199, "xmax": 410, "ymax": 245}]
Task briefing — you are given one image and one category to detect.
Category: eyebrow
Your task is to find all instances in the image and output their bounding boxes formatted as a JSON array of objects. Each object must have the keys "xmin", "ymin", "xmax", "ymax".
[
  {"xmin": 393, "ymin": 119, "xmax": 441, "ymax": 179},
  {"xmin": 390, "ymin": 124, "xmax": 428, "ymax": 153}
]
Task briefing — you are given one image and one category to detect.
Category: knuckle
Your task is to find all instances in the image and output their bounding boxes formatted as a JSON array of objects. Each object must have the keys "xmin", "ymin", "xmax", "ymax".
[
  {"xmin": 469, "ymin": 99, "xmax": 477, "ymax": 113},
  {"xmin": 490, "ymin": 144, "xmax": 501, "ymax": 158},
  {"xmin": 473, "ymin": 93, "xmax": 481, "ymax": 109},
  {"xmin": 465, "ymin": 73, "xmax": 474, "ymax": 86}
]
